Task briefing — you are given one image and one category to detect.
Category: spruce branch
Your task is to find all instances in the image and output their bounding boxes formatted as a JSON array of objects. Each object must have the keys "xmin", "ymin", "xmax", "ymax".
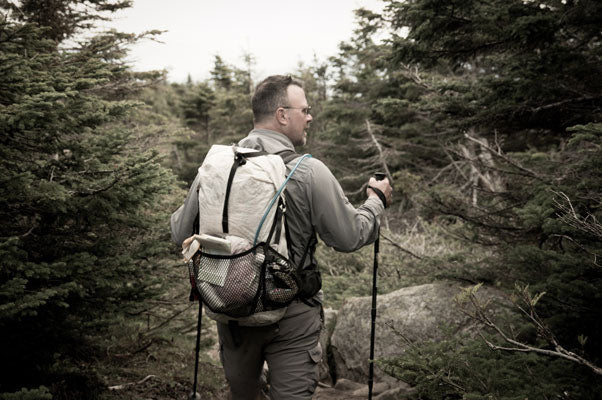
[{"xmin": 385, "ymin": 321, "xmax": 467, "ymax": 393}]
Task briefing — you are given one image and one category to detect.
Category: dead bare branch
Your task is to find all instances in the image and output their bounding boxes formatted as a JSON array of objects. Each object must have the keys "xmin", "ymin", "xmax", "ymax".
[
  {"xmin": 457, "ymin": 286, "xmax": 602, "ymax": 376},
  {"xmin": 532, "ymin": 95, "xmax": 602, "ymax": 113},
  {"xmin": 399, "ymin": 63, "xmax": 432, "ymax": 89},
  {"xmin": 143, "ymin": 304, "xmax": 192, "ymax": 335},
  {"xmin": 464, "ymin": 134, "xmax": 544, "ymax": 181},
  {"xmin": 380, "ymin": 232, "xmax": 424, "ymax": 260},
  {"xmin": 365, "ymin": 120, "xmax": 393, "ymax": 183},
  {"xmin": 550, "ymin": 234, "xmax": 601, "ymax": 268},
  {"xmin": 108, "ymin": 374, "xmax": 156, "ymax": 391},
  {"xmin": 110, "ymin": 339, "xmax": 157, "ymax": 358},
  {"xmin": 552, "ymin": 190, "xmax": 602, "ymax": 239}
]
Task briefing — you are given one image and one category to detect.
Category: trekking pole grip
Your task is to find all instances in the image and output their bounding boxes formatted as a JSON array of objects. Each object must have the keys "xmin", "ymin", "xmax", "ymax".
[{"xmin": 369, "ymin": 172, "xmax": 388, "ymax": 209}]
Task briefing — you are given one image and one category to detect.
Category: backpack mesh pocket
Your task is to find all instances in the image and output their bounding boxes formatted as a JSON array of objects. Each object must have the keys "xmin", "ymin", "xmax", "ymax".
[
  {"xmin": 190, "ymin": 244, "xmax": 299, "ymax": 318},
  {"xmin": 264, "ymin": 247, "xmax": 299, "ymax": 306}
]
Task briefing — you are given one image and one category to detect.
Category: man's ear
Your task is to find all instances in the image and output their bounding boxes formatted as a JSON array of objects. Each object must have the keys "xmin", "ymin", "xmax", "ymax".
[{"xmin": 275, "ymin": 107, "xmax": 288, "ymax": 126}]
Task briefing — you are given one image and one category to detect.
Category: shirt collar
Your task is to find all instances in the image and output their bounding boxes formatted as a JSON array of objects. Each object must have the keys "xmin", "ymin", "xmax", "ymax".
[{"xmin": 243, "ymin": 128, "xmax": 296, "ymax": 153}]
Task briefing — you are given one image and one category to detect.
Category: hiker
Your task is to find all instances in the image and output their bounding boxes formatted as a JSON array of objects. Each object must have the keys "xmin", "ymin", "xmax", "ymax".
[{"xmin": 171, "ymin": 75, "xmax": 392, "ymax": 400}]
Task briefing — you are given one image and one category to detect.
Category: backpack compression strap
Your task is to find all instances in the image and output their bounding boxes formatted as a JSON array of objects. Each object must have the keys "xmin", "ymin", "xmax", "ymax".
[{"xmin": 222, "ymin": 149, "xmax": 267, "ymax": 234}]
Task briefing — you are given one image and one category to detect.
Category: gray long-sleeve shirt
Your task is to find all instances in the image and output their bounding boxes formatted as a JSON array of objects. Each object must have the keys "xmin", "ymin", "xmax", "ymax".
[{"xmin": 171, "ymin": 128, "xmax": 383, "ymax": 271}]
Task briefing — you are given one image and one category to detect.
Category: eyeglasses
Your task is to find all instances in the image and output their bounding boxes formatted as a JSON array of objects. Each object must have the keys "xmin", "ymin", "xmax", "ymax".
[{"xmin": 281, "ymin": 106, "xmax": 312, "ymax": 115}]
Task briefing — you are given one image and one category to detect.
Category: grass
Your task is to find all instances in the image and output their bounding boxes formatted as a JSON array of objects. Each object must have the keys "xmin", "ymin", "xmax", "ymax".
[
  {"xmin": 319, "ymin": 218, "xmax": 482, "ymax": 309},
  {"xmin": 88, "ymin": 262, "xmax": 227, "ymax": 400}
]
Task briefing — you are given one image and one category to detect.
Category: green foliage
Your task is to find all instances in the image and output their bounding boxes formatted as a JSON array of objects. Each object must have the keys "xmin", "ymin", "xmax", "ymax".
[
  {"xmin": 0, "ymin": 386, "xmax": 52, "ymax": 400},
  {"xmin": 4, "ymin": 0, "xmax": 132, "ymax": 43},
  {"xmin": 0, "ymin": 3, "xmax": 178, "ymax": 397},
  {"xmin": 382, "ymin": 337, "xmax": 602, "ymax": 399},
  {"xmin": 387, "ymin": 0, "xmax": 602, "ymax": 136}
]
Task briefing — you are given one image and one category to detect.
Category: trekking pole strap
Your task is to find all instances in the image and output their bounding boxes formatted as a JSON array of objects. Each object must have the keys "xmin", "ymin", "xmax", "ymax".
[{"xmin": 368, "ymin": 185, "xmax": 388, "ymax": 209}]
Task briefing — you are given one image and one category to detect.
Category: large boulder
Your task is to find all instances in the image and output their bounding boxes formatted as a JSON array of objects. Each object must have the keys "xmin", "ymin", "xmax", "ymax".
[{"xmin": 330, "ymin": 281, "xmax": 511, "ymax": 383}]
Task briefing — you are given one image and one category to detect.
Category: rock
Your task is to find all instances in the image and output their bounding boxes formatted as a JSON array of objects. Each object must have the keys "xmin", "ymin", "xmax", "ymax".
[
  {"xmin": 333, "ymin": 378, "xmax": 363, "ymax": 391},
  {"xmin": 330, "ymin": 281, "xmax": 511, "ymax": 382},
  {"xmin": 313, "ymin": 386, "xmax": 364, "ymax": 399},
  {"xmin": 351, "ymin": 382, "xmax": 389, "ymax": 397},
  {"xmin": 375, "ymin": 385, "xmax": 417, "ymax": 400}
]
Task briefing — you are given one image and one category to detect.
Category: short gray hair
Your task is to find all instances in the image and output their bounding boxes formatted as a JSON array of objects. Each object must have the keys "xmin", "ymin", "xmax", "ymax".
[{"xmin": 252, "ymin": 75, "xmax": 303, "ymax": 123}]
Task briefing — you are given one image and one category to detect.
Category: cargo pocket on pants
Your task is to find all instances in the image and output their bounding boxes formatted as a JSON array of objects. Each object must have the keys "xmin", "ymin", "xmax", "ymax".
[{"xmin": 307, "ymin": 342, "xmax": 322, "ymax": 394}]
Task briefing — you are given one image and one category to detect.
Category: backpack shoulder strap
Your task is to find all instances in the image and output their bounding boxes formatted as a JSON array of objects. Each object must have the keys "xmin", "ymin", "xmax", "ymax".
[{"xmin": 274, "ymin": 149, "xmax": 298, "ymax": 164}]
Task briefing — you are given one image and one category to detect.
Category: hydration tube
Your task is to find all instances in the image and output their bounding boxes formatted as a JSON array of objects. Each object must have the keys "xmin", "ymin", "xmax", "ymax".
[{"xmin": 253, "ymin": 154, "xmax": 312, "ymax": 246}]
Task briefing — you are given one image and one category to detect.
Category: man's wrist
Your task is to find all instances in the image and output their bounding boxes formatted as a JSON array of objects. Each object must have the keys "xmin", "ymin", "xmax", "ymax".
[{"xmin": 368, "ymin": 186, "xmax": 387, "ymax": 208}]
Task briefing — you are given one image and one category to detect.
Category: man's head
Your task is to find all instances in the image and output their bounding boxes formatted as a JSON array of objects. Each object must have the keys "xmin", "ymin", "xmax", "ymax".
[{"xmin": 252, "ymin": 75, "xmax": 312, "ymax": 146}]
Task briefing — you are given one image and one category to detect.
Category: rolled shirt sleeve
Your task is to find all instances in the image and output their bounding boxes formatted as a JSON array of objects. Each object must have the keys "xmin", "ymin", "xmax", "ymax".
[
  {"xmin": 307, "ymin": 158, "xmax": 383, "ymax": 252},
  {"xmin": 170, "ymin": 171, "xmax": 202, "ymax": 247}
]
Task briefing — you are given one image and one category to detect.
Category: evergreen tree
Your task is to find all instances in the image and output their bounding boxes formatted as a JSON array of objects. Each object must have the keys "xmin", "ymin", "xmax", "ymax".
[
  {"xmin": 210, "ymin": 54, "xmax": 233, "ymax": 90},
  {"xmin": 207, "ymin": 55, "xmax": 254, "ymax": 141},
  {"xmin": 174, "ymin": 81, "xmax": 216, "ymax": 183},
  {"xmin": 387, "ymin": 0, "xmax": 602, "ymax": 142},
  {"xmin": 0, "ymin": 2, "xmax": 177, "ymax": 396}
]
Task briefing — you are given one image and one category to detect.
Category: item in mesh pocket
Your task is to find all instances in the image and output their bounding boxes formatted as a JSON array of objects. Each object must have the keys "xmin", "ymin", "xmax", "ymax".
[
  {"xmin": 265, "ymin": 269, "xmax": 298, "ymax": 304},
  {"xmin": 264, "ymin": 252, "xmax": 299, "ymax": 304},
  {"xmin": 197, "ymin": 257, "xmax": 228, "ymax": 286},
  {"xmin": 196, "ymin": 248, "xmax": 265, "ymax": 315}
]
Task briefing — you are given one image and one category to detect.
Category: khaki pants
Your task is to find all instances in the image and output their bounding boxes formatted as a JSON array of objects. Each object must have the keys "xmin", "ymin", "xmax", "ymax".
[{"xmin": 217, "ymin": 300, "xmax": 323, "ymax": 400}]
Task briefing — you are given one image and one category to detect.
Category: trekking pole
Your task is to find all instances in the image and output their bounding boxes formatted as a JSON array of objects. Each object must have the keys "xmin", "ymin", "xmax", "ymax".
[
  {"xmin": 189, "ymin": 300, "xmax": 202, "ymax": 400},
  {"xmin": 368, "ymin": 172, "xmax": 386, "ymax": 400},
  {"xmin": 368, "ymin": 230, "xmax": 379, "ymax": 400}
]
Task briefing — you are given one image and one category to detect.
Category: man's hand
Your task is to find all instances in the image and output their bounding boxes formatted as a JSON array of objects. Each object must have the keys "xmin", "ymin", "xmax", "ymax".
[{"xmin": 367, "ymin": 177, "xmax": 393, "ymax": 208}]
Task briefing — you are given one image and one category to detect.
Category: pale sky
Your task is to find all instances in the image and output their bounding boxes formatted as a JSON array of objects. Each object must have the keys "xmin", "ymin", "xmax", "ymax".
[{"xmin": 100, "ymin": 0, "xmax": 384, "ymax": 83}]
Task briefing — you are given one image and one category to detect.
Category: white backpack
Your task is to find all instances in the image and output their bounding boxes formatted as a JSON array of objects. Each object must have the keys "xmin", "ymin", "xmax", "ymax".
[{"xmin": 185, "ymin": 144, "xmax": 311, "ymax": 326}]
